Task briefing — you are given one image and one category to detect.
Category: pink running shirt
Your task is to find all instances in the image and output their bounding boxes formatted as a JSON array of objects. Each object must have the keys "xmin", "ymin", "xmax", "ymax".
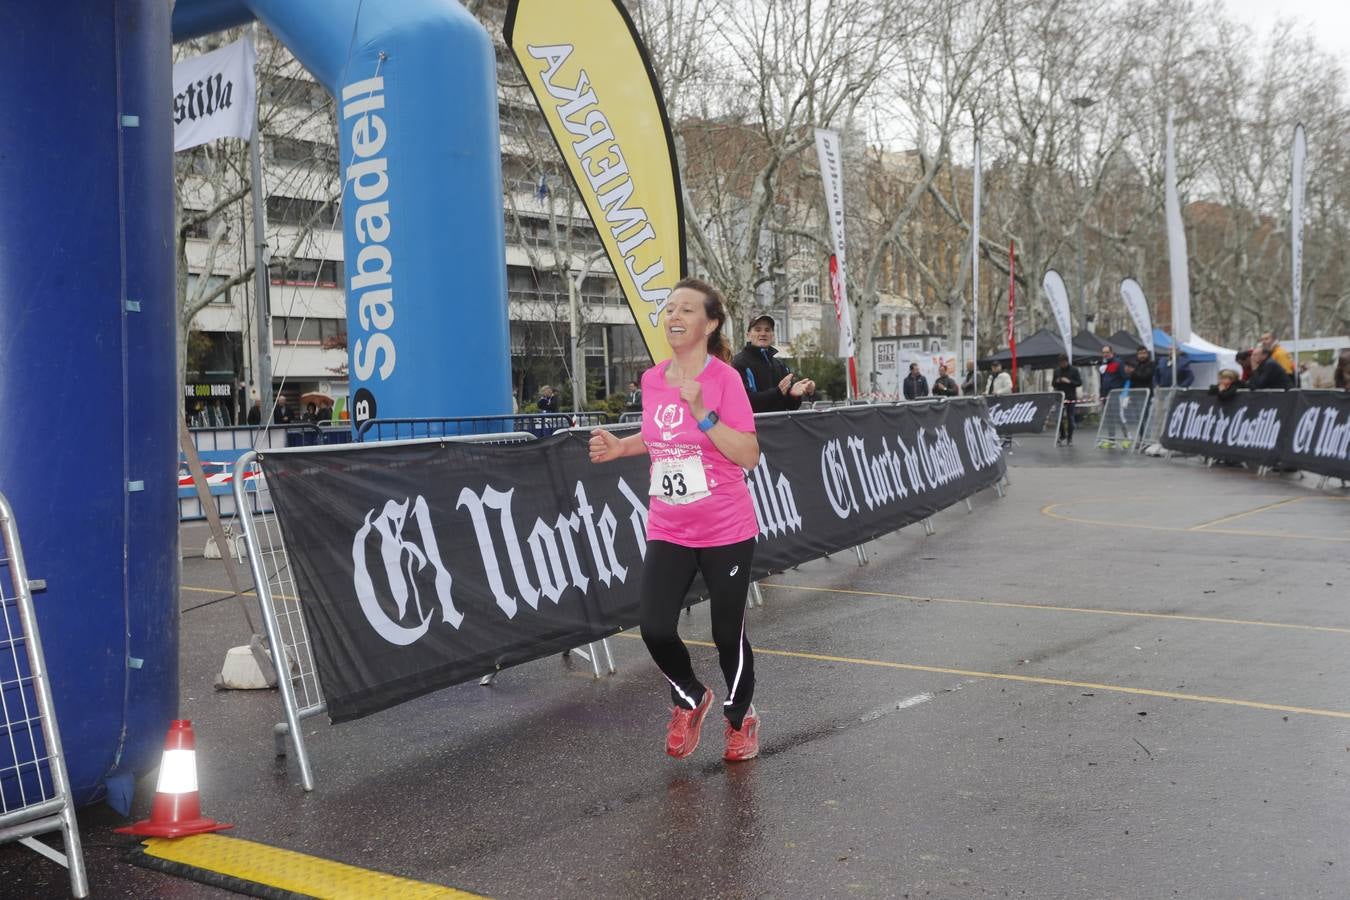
[{"xmin": 641, "ymin": 357, "xmax": 759, "ymax": 547}]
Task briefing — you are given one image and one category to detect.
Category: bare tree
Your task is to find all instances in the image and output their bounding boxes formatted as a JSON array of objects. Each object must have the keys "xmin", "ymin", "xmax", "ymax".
[{"xmin": 648, "ymin": 0, "xmax": 902, "ymax": 326}]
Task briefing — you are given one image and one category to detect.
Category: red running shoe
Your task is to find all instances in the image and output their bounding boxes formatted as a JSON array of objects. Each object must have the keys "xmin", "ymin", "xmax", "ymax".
[
  {"xmin": 724, "ymin": 706, "xmax": 760, "ymax": 762},
  {"xmin": 666, "ymin": 689, "xmax": 714, "ymax": 758}
]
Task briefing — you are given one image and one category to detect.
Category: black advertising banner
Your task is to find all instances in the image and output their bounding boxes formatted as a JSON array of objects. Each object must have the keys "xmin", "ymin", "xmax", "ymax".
[
  {"xmin": 1160, "ymin": 389, "xmax": 1289, "ymax": 466},
  {"xmin": 984, "ymin": 392, "xmax": 1062, "ymax": 435},
  {"xmin": 260, "ymin": 400, "xmax": 1006, "ymax": 722},
  {"xmin": 1285, "ymin": 390, "xmax": 1350, "ymax": 479}
]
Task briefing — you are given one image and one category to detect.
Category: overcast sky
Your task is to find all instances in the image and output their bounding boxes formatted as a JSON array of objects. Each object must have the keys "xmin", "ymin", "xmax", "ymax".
[{"xmin": 1219, "ymin": 0, "xmax": 1350, "ymax": 71}]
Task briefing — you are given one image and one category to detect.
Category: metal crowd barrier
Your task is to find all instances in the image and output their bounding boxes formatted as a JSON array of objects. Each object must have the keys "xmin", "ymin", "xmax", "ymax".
[
  {"xmin": 180, "ymin": 424, "xmax": 342, "ymax": 522},
  {"xmin": 358, "ymin": 412, "xmax": 609, "ymax": 443},
  {"xmin": 1094, "ymin": 388, "xmax": 1151, "ymax": 450},
  {"xmin": 231, "ymin": 430, "xmax": 615, "ymax": 793},
  {"xmin": 0, "ymin": 492, "xmax": 87, "ymax": 897},
  {"xmin": 238, "ymin": 401, "xmax": 1010, "ymax": 791},
  {"xmin": 1136, "ymin": 387, "xmax": 1178, "ymax": 454}
]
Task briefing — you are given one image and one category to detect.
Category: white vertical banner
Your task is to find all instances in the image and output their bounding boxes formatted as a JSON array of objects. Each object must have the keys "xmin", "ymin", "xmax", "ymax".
[
  {"xmin": 1291, "ymin": 123, "xmax": 1307, "ymax": 362},
  {"xmin": 970, "ymin": 138, "xmax": 981, "ymax": 377},
  {"xmin": 172, "ymin": 36, "xmax": 258, "ymax": 152},
  {"xmin": 1042, "ymin": 270, "xmax": 1074, "ymax": 360},
  {"xmin": 1164, "ymin": 109, "xmax": 1192, "ymax": 341},
  {"xmin": 1119, "ymin": 279, "xmax": 1154, "ymax": 354},
  {"xmin": 815, "ymin": 129, "xmax": 856, "ymax": 359}
]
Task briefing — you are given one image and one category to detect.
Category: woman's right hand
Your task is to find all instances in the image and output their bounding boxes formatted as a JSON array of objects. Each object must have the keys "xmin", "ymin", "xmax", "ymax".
[{"xmin": 589, "ymin": 428, "xmax": 621, "ymax": 463}]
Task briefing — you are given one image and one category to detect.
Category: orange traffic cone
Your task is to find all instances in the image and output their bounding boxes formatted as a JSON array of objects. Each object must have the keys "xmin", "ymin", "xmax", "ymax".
[{"xmin": 116, "ymin": 720, "xmax": 233, "ymax": 838}]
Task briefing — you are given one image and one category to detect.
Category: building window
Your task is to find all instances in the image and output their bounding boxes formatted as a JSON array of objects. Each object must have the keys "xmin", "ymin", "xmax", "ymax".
[
  {"xmin": 270, "ymin": 257, "xmax": 343, "ymax": 287},
  {"xmin": 186, "ymin": 273, "xmax": 231, "ymax": 305},
  {"xmin": 273, "ymin": 316, "xmax": 345, "ymax": 346},
  {"xmin": 267, "ymin": 136, "xmax": 339, "ymax": 168},
  {"xmin": 266, "ymin": 195, "xmax": 339, "ymax": 229},
  {"xmin": 263, "ymin": 75, "xmax": 330, "ymax": 111},
  {"xmin": 180, "ymin": 208, "xmax": 211, "ymax": 240}
]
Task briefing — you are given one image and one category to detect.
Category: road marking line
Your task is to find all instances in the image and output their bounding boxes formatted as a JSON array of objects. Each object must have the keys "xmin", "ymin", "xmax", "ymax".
[
  {"xmin": 139, "ymin": 834, "xmax": 482, "ymax": 899},
  {"xmin": 183, "ymin": 584, "xmax": 301, "ymax": 603},
  {"xmin": 860, "ymin": 692, "xmax": 934, "ymax": 723},
  {"xmin": 1188, "ymin": 495, "xmax": 1306, "ymax": 530},
  {"xmin": 641, "ymin": 635, "xmax": 1350, "ymax": 721},
  {"xmin": 1040, "ymin": 501, "xmax": 1350, "ymax": 543},
  {"xmin": 760, "ymin": 583, "xmax": 1350, "ymax": 635}
]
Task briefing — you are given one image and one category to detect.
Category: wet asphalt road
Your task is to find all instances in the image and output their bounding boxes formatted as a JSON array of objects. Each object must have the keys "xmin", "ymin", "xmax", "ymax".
[{"xmin": 4, "ymin": 440, "xmax": 1349, "ymax": 899}]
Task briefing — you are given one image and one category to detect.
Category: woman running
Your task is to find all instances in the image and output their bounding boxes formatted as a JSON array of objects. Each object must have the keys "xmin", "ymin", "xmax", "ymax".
[{"xmin": 589, "ymin": 277, "xmax": 762, "ymax": 761}]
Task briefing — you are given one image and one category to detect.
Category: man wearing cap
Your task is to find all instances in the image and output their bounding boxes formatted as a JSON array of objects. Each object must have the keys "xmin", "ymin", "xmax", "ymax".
[{"xmin": 732, "ymin": 313, "xmax": 815, "ymax": 413}]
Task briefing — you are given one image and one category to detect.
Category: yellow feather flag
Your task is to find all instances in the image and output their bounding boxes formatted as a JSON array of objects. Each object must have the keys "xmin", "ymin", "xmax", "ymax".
[{"xmin": 505, "ymin": 0, "xmax": 687, "ymax": 364}]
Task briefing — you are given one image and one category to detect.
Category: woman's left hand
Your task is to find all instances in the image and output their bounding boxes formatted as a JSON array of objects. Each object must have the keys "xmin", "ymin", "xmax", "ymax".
[{"xmin": 678, "ymin": 378, "xmax": 706, "ymax": 419}]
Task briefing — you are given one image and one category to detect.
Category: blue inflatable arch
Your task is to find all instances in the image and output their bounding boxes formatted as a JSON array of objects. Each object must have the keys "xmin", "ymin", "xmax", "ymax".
[
  {"xmin": 0, "ymin": 0, "xmax": 508, "ymax": 808},
  {"xmin": 175, "ymin": 0, "xmax": 513, "ymax": 427}
]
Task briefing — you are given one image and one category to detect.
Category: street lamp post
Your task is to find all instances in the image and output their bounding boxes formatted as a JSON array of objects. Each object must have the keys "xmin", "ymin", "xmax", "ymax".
[{"xmin": 1069, "ymin": 95, "xmax": 1097, "ymax": 334}]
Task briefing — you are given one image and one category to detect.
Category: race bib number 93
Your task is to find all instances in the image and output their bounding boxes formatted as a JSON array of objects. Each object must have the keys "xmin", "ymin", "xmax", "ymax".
[{"xmin": 649, "ymin": 456, "xmax": 710, "ymax": 505}]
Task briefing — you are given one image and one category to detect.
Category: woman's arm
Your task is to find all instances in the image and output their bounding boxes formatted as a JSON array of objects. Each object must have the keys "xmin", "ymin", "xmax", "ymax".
[
  {"xmin": 702, "ymin": 419, "xmax": 760, "ymax": 469},
  {"xmin": 589, "ymin": 429, "xmax": 648, "ymax": 463}
]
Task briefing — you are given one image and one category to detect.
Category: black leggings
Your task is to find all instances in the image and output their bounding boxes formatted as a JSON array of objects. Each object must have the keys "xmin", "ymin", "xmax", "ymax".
[{"xmin": 640, "ymin": 538, "xmax": 756, "ymax": 729}]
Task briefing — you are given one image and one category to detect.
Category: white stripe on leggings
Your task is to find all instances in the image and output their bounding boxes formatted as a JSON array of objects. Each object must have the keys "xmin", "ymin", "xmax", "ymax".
[
  {"xmin": 723, "ymin": 617, "xmax": 746, "ymax": 706},
  {"xmin": 665, "ymin": 674, "xmax": 697, "ymax": 708}
]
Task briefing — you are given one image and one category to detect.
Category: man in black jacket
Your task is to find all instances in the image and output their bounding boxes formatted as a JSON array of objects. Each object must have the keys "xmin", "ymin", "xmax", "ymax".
[
  {"xmin": 902, "ymin": 362, "xmax": 929, "ymax": 400},
  {"xmin": 932, "ymin": 363, "xmax": 960, "ymax": 397},
  {"xmin": 731, "ymin": 314, "xmax": 815, "ymax": 412},
  {"xmin": 1132, "ymin": 346, "xmax": 1156, "ymax": 392},
  {"xmin": 1051, "ymin": 353, "xmax": 1082, "ymax": 445},
  {"xmin": 1248, "ymin": 346, "xmax": 1294, "ymax": 390}
]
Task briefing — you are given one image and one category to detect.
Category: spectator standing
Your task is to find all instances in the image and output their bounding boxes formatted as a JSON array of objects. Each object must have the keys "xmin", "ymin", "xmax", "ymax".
[
  {"xmin": 538, "ymin": 385, "xmax": 559, "ymax": 413},
  {"xmin": 274, "ymin": 398, "xmax": 294, "ymax": 425},
  {"xmin": 731, "ymin": 313, "xmax": 814, "ymax": 413},
  {"xmin": 1248, "ymin": 347, "xmax": 1294, "ymax": 390},
  {"xmin": 1132, "ymin": 347, "xmax": 1156, "ymax": 391},
  {"xmin": 1156, "ymin": 353, "xmax": 1194, "ymax": 388},
  {"xmin": 932, "ymin": 364, "xmax": 960, "ymax": 397},
  {"xmin": 961, "ymin": 359, "xmax": 977, "ymax": 395},
  {"xmin": 625, "ymin": 380, "xmax": 642, "ymax": 412},
  {"xmin": 1098, "ymin": 346, "xmax": 1124, "ymax": 398},
  {"xmin": 986, "ymin": 362, "xmax": 1012, "ymax": 396},
  {"xmin": 902, "ymin": 363, "xmax": 929, "ymax": 400},
  {"xmin": 1235, "ymin": 349, "xmax": 1253, "ymax": 385},
  {"xmin": 1051, "ymin": 353, "xmax": 1081, "ymax": 446},
  {"xmin": 1259, "ymin": 331, "xmax": 1295, "ymax": 375},
  {"xmin": 1210, "ymin": 368, "xmax": 1241, "ymax": 401},
  {"xmin": 246, "ymin": 396, "xmax": 262, "ymax": 425},
  {"xmin": 1335, "ymin": 350, "xmax": 1350, "ymax": 390}
]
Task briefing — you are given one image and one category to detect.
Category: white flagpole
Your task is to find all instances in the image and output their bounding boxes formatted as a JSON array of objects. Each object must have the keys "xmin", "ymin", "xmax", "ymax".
[
  {"xmin": 1291, "ymin": 123, "xmax": 1307, "ymax": 385},
  {"xmin": 970, "ymin": 138, "xmax": 981, "ymax": 394},
  {"xmin": 1164, "ymin": 108, "xmax": 1190, "ymax": 387}
]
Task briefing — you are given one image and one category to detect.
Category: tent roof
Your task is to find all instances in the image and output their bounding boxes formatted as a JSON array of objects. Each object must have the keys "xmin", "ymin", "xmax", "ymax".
[
  {"xmin": 980, "ymin": 328, "xmax": 1098, "ymax": 370},
  {"xmin": 1107, "ymin": 330, "xmax": 1148, "ymax": 355},
  {"xmin": 1072, "ymin": 329, "xmax": 1133, "ymax": 360},
  {"xmin": 1151, "ymin": 328, "xmax": 1218, "ymax": 362},
  {"xmin": 1181, "ymin": 332, "xmax": 1237, "ymax": 357}
]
